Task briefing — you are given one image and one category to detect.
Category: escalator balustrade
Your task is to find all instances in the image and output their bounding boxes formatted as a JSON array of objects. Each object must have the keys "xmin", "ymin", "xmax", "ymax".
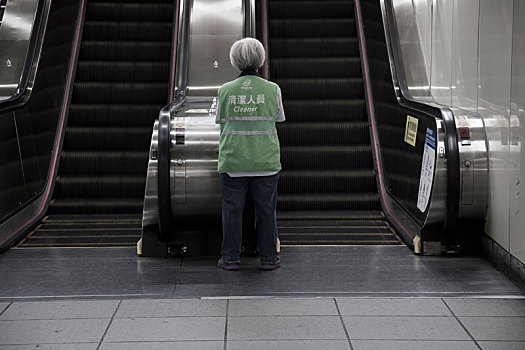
[{"xmin": 17, "ymin": 0, "xmax": 174, "ymax": 248}]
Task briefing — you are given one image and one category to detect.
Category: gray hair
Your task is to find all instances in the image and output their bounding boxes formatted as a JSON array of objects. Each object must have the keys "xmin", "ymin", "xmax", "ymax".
[{"xmin": 229, "ymin": 38, "xmax": 265, "ymax": 71}]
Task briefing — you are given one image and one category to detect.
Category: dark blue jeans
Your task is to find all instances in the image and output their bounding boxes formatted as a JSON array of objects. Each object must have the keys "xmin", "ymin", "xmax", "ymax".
[{"xmin": 220, "ymin": 173, "xmax": 279, "ymax": 264}]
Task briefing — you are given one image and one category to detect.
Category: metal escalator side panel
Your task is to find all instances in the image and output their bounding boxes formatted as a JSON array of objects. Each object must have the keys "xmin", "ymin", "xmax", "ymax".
[
  {"xmin": 184, "ymin": 0, "xmax": 245, "ymax": 97},
  {"xmin": 0, "ymin": 0, "xmax": 48, "ymax": 105},
  {"xmin": 169, "ymin": 97, "xmax": 221, "ymax": 227}
]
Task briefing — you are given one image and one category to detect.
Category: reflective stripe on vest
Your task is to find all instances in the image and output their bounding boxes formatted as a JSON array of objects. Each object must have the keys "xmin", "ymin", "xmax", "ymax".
[
  {"xmin": 221, "ymin": 130, "xmax": 278, "ymax": 135},
  {"xmin": 219, "ymin": 116, "xmax": 275, "ymax": 123}
]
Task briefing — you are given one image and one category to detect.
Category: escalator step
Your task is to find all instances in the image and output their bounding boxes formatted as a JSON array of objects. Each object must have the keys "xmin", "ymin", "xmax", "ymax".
[
  {"xmin": 282, "ymin": 99, "xmax": 366, "ymax": 122},
  {"xmin": 59, "ymin": 151, "xmax": 148, "ymax": 176},
  {"xmin": 270, "ymin": 19, "xmax": 356, "ymax": 38},
  {"xmin": 54, "ymin": 176, "xmax": 146, "ymax": 198},
  {"xmin": 269, "ymin": 1, "xmax": 353, "ymax": 19},
  {"xmin": 63, "ymin": 127, "xmax": 152, "ymax": 151},
  {"xmin": 82, "ymin": 21, "xmax": 173, "ymax": 41},
  {"xmin": 277, "ymin": 210, "xmax": 384, "ymax": 220},
  {"xmin": 277, "ymin": 122, "xmax": 370, "ymax": 145},
  {"xmin": 75, "ymin": 61, "xmax": 169, "ymax": 83},
  {"xmin": 72, "ymin": 82, "xmax": 168, "ymax": 104},
  {"xmin": 275, "ymin": 78, "xmax": 364, "ymax": 99},
  {"xmin": 270, "ymin": 38, "xmax": 359, "ymax": 58},
  {"xmin": 68, "ymin": 104, "xmax": 161, "ymax": 128},
  {"xmin": 48, "ymin": 198, "xmax": 144, "ymax": 214},
  {"xmin": 20, "ymin": 237, "xmax": 139, "ymax": 248},
  {"xmin": 277, "ymin": 193, "xmax": 380, "ymax": 211},
  {"xmin": 79, "ymin": 41, "xmax": 171, "ymax": 61},
  {"xmin": 281, "ymin": 145, "xmax": 373, "ymax": 170},
  {"xmin": 42, "ymin": 222, "xmax": 140, "ymax": 230},
  {"xmin": 279, "ymin": 170, "xmax": 376, "ymax": 193},
  {"xmin": 270, "ymin": 57, "xmax": 362, "ymax": 78},
  {"xmin": 87, "ymin": 2, "xmax": 173, "ymax": 22},
  {"xmin": 43, "ymin": 214, "xmax": 141, "ymax": 223}
]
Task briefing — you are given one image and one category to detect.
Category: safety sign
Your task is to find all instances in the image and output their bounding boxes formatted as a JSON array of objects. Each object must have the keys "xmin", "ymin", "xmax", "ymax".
[{"xmin": 417, "ymin": 127, "xmax": 436, "ymax": 212}]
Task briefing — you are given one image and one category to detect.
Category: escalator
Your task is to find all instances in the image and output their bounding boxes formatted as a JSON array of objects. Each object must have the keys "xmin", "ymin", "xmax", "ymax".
[
  {"xmin": 16, "ymin": 0, "xmax": 174, "ymax": 248},
  {"xmin": 268, "ymin": 0, "xmax": 400, "ymax": 245},
  {"xmin": 3, "ymin": 0, "xmax": 486, "ymax": 255}
]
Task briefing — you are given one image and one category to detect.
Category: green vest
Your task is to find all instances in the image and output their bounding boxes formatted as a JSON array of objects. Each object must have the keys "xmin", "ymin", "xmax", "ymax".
[{"xmin": 217, "ymin": 75, "xmax": 281, "ymax": 173}]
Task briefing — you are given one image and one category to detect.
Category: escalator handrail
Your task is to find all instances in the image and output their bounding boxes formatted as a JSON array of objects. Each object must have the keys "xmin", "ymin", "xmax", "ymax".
[
  {"xmin": 381, "ymin": 0, "xmax": 459, "ymax": 234},
  {"xmin": 354, "ymin": 0, "xmax": 459, "ymax": 239},
  {"xmin": 157, "ymin": 103, "xmax": 174, "ymax": 241},
  {"xmin": 0, "ymin": 0, "xmax": 48, "ymax": 110}
]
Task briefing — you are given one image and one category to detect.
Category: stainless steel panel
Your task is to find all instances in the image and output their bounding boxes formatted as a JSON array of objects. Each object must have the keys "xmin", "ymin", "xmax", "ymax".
[
  {"xmin": 169, "ymin": 97, "xmax": 221, "ymax": 222},
  {"xmin": 452, "ymin": 110, "xmax": 488, "ymax": 218},
  {"xmin": 510, "ymin": 0, "xmax": 525, "ymax": 263},
  {"xmin": 388, "ymin": 0, "xmax": 432, "ymax": 101},
  {"xmin": 186, "ymin": 0, "xmax": 244, "ymax": 96},
  {"xmin": 142, "ymin": 121, "xmax": 160, "ymax": 232},
  {"xmin": 172, "ymin": 158, "xmax": 186, "ymax": 204},
  {"xmin": 187, "ymin": 34, "xmax": 242, "ymax": 96},
  {"xmin": 0, "ymin": 0, "xmax": 39, "ymax": 100}
]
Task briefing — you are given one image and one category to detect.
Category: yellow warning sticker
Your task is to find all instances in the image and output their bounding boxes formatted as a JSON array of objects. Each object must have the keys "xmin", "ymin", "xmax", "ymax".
[{"xmin": 404, "ymin": 115, "xmax": 418, "ymax": 147}]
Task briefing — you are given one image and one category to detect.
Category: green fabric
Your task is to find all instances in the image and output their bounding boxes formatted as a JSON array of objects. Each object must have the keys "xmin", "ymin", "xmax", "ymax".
[{"xmin": 218, "ymin": 76, "xmax": 281, "ymax": 173}]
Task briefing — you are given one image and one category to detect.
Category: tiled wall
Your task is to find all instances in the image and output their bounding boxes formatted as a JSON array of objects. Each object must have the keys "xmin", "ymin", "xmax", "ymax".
[{"xmin": 407, "ymin": 0, "xmax": 524, "ymax": 263}]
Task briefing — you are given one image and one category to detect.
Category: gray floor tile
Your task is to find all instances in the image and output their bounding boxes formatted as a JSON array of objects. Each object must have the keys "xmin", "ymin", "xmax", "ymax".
[
  {"xmin": 227, "ymin": 340, "xmax": 351, "ymax": 350},
  {"xmin": 336, "ymin": 298, "xmax": 451, "ymax": 316},
  {"xmin": 0, "ymin": 300, "xmax": 120, "ymax": 320},
  {"xmin": 343, "ymin": 316, "xmax": 470, "ymax": 340},
  {"xmin": 444, "ymin": 298, "xmax": 525, "ymax": 316},
  {"xmin": 0, "ymin": 345, "xmax": 98, "ymax": 350},
  {"xmin": 227, "ymin": 316, "xmax": 346, "ymax": 340},
  {"xmin": 0, "ymin": 319, "xmax": 110, "ymax": 345},
  {"xmin": 229, "ymin": 298, "xmax": 338, "ymax": 316},
  {"xmin": 352, "ymin": 340, "xmax": 479, "ymax": 350},
  {"xmin": 459, "ymin": 317, "xmax": 525, "ymax": 341},
  {"xmin": 116, "ymin": 299, "xmax": 226, "ymax": 318},
  {"xmin": 104, "ymin": 317, "xmax": 225, "ymax": 342},
  {"xmin": 99, "ymin": 342, "xmax": 224, "ymax": 350},
  {"xmin": 478, "ymin": 341, "xmax": 525, "ymax": 350}
]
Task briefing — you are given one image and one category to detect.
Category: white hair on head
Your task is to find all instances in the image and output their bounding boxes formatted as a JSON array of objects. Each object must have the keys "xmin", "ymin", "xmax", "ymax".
[{"xmin": 229, "ymin": 38, "xmax": 265, "ymax": 71}]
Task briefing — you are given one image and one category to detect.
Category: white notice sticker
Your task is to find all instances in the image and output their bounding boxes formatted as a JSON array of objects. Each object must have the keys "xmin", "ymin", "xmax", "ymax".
[
  {"xmin": 417, "ymin": 127, "xmax": 436, "ymax": 212},
  {"xmin": 404, "ymin": 115, "xmax": 418, "ymax": 146}
]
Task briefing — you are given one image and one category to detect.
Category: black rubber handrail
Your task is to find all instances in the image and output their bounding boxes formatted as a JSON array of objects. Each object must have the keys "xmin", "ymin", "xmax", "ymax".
[
  {"xmin": 441, "ymin": 109, "xmax": 459, "ymax": 235},
  {"xmin": 0, "ymin": 0, "xmax": 47, "ymax": 111},
  {"xmin": 157, "ymin": 106, "xmax": 172, "ymax": 242}
]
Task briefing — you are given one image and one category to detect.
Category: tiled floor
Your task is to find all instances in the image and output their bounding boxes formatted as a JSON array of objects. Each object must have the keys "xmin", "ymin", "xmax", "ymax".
[
  {"xmin": 0, "ymin": 298, "xmax": 524, "ymax": 349},
  {"xmin": 0, "ymin": 245, "xmax": 524, "ymax": 349}
]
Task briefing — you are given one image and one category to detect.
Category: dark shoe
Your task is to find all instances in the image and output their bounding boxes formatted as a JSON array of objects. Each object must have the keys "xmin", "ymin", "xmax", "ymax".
[
  {"xmin": 217, "ymin": 260, "xmax": 240, "ymax": 271},
  {"xmin": 260, "ymin": 262, "xmax": 280, "ymax": 271}
]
